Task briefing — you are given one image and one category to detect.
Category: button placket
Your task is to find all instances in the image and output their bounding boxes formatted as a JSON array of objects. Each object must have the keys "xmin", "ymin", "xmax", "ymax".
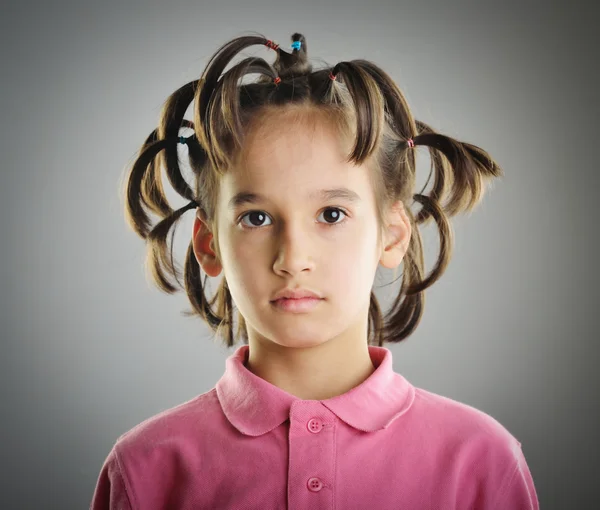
[
  {"xmin": 288, "ymin": 403, "xmax": 334, "ymax": 501},
  {"xmin": 306, "ymin": 418, "xmax": 326, "ymax": 493}
]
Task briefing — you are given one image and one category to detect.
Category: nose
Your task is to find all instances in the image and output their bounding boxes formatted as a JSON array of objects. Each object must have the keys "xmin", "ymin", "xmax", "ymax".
[{"xmin": 272, "ymin": 222, "xmax": 316, "ymax": 275}]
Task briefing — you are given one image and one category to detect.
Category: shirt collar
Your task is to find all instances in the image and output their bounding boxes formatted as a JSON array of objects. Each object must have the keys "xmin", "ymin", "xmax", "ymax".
[{"xmin": 215, "ymin": 344, "xmax": 416, "ymax": 436}]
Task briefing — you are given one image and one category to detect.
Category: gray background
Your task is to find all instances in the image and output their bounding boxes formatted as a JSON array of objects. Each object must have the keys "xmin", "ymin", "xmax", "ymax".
[{"xmin": 1, "ymin": 0, "xmax": 597, "ymax": 508}]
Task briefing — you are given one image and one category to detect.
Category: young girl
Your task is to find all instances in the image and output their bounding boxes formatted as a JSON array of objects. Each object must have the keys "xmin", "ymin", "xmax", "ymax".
[{"xmin": 91, "ymin": 32, "xmax": 539, "ymax": 509}]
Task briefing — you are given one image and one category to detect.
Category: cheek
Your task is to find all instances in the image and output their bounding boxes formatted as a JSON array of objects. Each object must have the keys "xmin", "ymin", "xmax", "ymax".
[
  {"xmin": 326, "ymin": 236, "xmax": 377, "ymax": 292},
  {"xmin": 224, "ymin": 240, "xmax": 268, "ymax": 295}
]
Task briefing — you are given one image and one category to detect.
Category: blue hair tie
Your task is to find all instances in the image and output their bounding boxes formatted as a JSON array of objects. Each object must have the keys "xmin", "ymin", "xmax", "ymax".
[
  {"xmin": 291, "ymin": 41, "xmax": 301, "ymax": 51},
  {"xmin": 179, "ymin": 136, "xmax": 187, "ymax": 145}
]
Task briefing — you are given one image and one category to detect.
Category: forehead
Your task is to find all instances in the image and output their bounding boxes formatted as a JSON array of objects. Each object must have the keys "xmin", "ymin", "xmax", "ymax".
[
  {"xmin": 223, "ymin": 109, "xmax": 365, "ymax": 193},
  {"xmin": 243, "ymin": 110, "xmax": 348, "ymax": 167}
]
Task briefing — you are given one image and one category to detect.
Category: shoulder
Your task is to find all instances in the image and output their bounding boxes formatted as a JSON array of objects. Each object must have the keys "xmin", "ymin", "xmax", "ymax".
[
  {"xmin": 412, "ymin": 386, "xmax": 521, "ymax": 449},
  {"xmin": 112, "ymin": 388, "xmax": 222, "ymax": 487},
  {"xmin": 407, "ymin": 387, "xmax": 537, "ymax": 507},
  {"xmin": 91, "ymin": 388, "xmax": 223, "ymax": 508},
  {"xmin": 407, "ymin": 386, "xmax": 524, "ymax": 482},
  {"xmin": 114, "ymin": 388, "xmax": 221, "ymax": 451}
]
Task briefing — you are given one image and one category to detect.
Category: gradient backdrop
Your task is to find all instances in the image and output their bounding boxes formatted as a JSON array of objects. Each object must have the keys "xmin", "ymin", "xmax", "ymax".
[{"xmin": 1, "ymin": 1, "xmax": 597, "ymax": 508}]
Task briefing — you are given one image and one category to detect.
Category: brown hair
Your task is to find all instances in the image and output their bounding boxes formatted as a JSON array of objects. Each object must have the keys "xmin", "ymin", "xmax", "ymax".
[{"xmin": 123, "ymin": 31, "xmax": 503, "ymax": 349}]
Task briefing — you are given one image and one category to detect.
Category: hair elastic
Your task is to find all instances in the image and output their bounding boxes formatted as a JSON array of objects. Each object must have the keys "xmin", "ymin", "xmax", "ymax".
[
  {"xmin": 179, "ymin": 136, "xmax": 188, "ymax": 145},
  {"xmin": 291, "ymin": 41, "xmax": 301, "ymax": 50},
  {"xmin": 273, "ymin": 76, "xmax": 281, "ymax": 85},
  {"xmin": 265, "ymin": 40, "xmax": 279, "ymax": 50},
  {"xmin": 329, "ymin": 71, "xmax": 337, "ymax": 81},
  {"xmin": 407, "ymin": 138, "xmax": 415, "ymax": 148}
]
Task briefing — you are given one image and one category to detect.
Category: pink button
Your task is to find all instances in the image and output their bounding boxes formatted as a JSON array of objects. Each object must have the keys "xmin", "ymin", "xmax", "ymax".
[
  {"xmin": 307, "ymin": 477, "xmax": 323, "ymax": 492},
  {"xmin": 307, "ymin": 418, "xmax": 323, "ymax": 433}
]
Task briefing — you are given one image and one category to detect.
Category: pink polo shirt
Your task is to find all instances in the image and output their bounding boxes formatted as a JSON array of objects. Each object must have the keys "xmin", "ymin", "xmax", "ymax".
[{"xmin": 90, "ymin": 344, "xmax": 539, "ymax": 509}]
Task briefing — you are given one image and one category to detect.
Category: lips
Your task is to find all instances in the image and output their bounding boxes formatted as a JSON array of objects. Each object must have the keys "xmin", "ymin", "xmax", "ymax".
[
  {"xmin": 271, "ymin": 288, "xmax": 322, "ymax": 301},
  {"xmin": 271, "ymin": 296, "xmax": 323, "ymax": 313}
]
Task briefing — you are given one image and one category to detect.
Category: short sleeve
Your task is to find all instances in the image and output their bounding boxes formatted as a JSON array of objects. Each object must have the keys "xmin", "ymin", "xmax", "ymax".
[
  {"xmin": 90, "ymin": 445, "xmax": 134, "ymax": 510},
  {"xmin": 493, "ymin": 443, "xmax": 539, "ymax": 510}
]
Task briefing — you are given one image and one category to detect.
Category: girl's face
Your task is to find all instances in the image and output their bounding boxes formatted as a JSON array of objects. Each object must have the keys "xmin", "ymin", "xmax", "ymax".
[{"xmin": 196, "ymin": 110, "xmax": 406, "ymax": 349}]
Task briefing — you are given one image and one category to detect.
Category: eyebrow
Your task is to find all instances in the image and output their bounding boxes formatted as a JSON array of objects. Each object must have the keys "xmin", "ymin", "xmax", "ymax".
[{"xmin": 227, "ymin": 187, "xmax": 362, "ymax": 210}]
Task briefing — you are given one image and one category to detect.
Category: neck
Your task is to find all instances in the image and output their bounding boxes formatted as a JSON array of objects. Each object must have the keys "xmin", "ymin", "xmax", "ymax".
[{"xmin": 244, "ymin": 309, "xmax": 376, "ymax": 401}]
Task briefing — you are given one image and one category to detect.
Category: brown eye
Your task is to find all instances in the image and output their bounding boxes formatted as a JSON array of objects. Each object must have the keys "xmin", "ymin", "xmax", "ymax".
[
  {"xmin": 240, "ymin": 211, "xmax": 271, "ymax": 228},
  {"xmin": 319, "ymin": 208, "xmax": 347, "ymax": 225}
]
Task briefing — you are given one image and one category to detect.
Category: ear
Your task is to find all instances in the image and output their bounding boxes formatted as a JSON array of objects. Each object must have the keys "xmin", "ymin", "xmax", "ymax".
[
  {"xmin": 192, "ymin": 209, "xmax": 222, "ymax": 277},
  {"xmin": 379, "ymin": 200, "xmax": 412, "ymax": 269}
]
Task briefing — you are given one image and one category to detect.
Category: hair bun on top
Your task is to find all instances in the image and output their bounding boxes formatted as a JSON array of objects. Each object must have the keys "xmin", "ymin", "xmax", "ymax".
[{"xmin": 273, "ymin": 32, "xmax": 312, "ymax": 78}]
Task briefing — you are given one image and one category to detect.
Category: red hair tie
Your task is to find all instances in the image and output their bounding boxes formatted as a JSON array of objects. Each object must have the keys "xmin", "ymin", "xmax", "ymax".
[
  {"xmin": 273, "ymin": 76, "xmax": 281, "ymax": 85},
  {"xmin": 407, "ymin": 138, "xmax": 415, "ymax": 148},
  {"xmin": 265, "ymin": 40, "xmax": 279, "ymax": 50},
  {"xmin": 329, "ymin": 72, "xmax": 337, "ymax": 81}
]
